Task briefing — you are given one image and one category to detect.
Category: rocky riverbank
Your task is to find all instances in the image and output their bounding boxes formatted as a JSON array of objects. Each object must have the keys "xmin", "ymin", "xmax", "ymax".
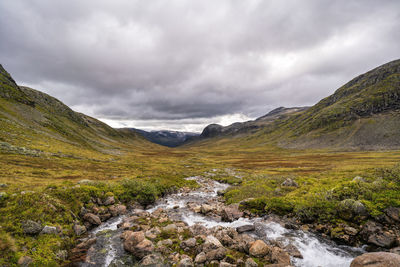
[{"xmin": 71, "ymin": 176, "xmax": 373, "ymax": 266}]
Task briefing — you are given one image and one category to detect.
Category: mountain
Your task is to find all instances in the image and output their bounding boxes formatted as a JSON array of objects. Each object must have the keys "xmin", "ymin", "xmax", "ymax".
[
  {"xmin": 0, "ymin": 64, "xmax": 150, "ymax": 157},
  {"xmin": 199, "ymin": 107, "xmax": 309, "ymax": 138},
  {"xmin": 127, "ymin": 128, "xmax": 199, "ymax": 147},
  {"xmin": 194, "ymin": 59, "xmax": 400, "ymax": 150}
]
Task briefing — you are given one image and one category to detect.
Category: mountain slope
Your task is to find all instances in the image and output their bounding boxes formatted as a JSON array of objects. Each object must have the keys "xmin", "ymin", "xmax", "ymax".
[
  {"xmin": 0, "ymin": 64, "xmax": 150, "ymax": 157},
  {"xmin": 191, "ymin": 59, "xmax": 400, "ymax": 150}
]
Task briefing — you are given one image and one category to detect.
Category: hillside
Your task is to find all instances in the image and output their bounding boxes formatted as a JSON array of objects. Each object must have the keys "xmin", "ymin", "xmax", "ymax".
[{"xmin": 0, "ymin": 64, "xmax": 150, "ymax": 157}]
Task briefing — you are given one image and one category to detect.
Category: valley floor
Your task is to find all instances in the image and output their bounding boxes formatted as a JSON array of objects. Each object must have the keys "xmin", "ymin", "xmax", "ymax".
[{"xmin": 1, "ymin": 143, "xmax": 400, "ymax": 265}]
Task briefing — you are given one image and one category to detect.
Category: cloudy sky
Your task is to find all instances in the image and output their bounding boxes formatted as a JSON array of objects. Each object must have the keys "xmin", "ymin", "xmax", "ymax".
[{"xmin": 1, "ymin": 0, "xmax": 399, "ymax": 132}]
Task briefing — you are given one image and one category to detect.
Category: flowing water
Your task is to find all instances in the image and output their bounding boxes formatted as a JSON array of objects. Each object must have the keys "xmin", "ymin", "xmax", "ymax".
[{"xmin": 80, "ymin": 176, "xmax": 364, "ymax": 267}]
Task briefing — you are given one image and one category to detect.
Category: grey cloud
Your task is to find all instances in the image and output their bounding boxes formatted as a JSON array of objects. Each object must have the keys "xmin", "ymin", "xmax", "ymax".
[{"xmin": 0, "ymin": 0, "xmax": 399, "ymax": 131}]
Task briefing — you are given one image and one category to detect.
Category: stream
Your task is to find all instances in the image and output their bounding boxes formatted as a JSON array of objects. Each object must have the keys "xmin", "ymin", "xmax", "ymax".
[{"xmin": 80, "ymin": 176, "xmax": 364, "ymax": 267}]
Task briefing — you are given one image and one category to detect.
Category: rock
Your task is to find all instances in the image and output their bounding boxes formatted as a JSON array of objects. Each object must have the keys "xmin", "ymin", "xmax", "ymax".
[
  {"xmin": 40, "ymin": 225, "xmax": 58, "ymax": 235},
  {"xmin": 205, "ymin": 235, "xmax": 223, "ymax": 248},
  {"xmin": 368, "ymin": 231, "xmax": 397, "ymax": 248},
  {"xmin": 245, "ymin": 258, "xmax": 258, "ymax": 267},
  {"xmin": 206, "ymin": 247, "xmax": 227, "ymax": 261},
  {"xmin": 76, "ymin": 237, "xmax": 97, "ymax": 249},
  {"xmin": 271, "ymin": 247, "xmax": 291, "ymax": 265},
  {"xmin": 390, "ymin": 247, "xmax": 400, "ymax": 255},
  {"xmin": 385, "ymin": 207, "xmax": 400, "ymax": 222},
  {"xmin": 249, "ymin": 240, "xmax": 271, "ymax": 258},
  {"xmin": 236, "ymin": 224, "xmax": 255, "ymax": 234},
  {"xmin": 140, "ymin": 254, "xmax": 164, "ymax": 266},
  {"xmin": 284, "ymin": 244, "xmax": 302, "ymax": 259},
  {"xmin": 133, "ymin": 239, "xmax": 154, "ymax": 259},
  {"xmin": 350, "ymin": 252, "xmax": 400, "ymax": 267},
  {"xmin": 233, "ymin": 234, "xmax": 255, "ymax": 254},
  {"xmin": 353, "ymin": 176, "xmax": 366, "ymax": 182},
  {"xmin": 77, "ymin": 179, "xmax": 92, "ymax": 184},
  {"xmin": 0, "ymin": 183, "xmax": 7, "ymax": 188},
  {"xmin": 18, "ymin": 256, "xmax": 33, "ymax": 266},
  {"xmin": 109, "ymin": 204, "xmax": 127, "ymax": 217},
  {"xmin": 201, "ymin": 204, "xmax": 214, "ymax": 214},
  {"xmin": 83, "ymin": 213, "xmax": 101, "ymax": 226},
  {"xmin": 344, "ymin": 226, "xmax": 358, "ymax": 236},
  {"xmin": 178, "ymin": 257, "xmax": 194, "ymax": 267},
  {"xmin": 221, "ymin": 204, "xmax": 243, "ymax": 222},
  {"xmin": 337, "ymin": 199, "xmax": 368, "ymax": 220},
  {"xmin": 123, "ymin": 231, "xmax": 145, "ymax": 250},
  {"xmin": 163, "ymin": 224, "xmax": 177, "ymax": 233},
  {"xmin": 103, "ymin": 195, "xmax": 115, "ymax": 206},
  {"xmin": 22, "ymin": 220, "xmax": 43, "ymax": 235},
  {"xmin": 55, "ymin": 250, "xmax": 68, "ymax": 261},
  {"xmin": 190, "ymin": 224, "xmax": 207, "ymax": 236},
  {"xmin": 219, "ymin": 262, "xmax": 235, "ymax": 267},
  {"xmin": 181, "ymin": 238, "xmax": 196, "ymax": 249},
  {"xmin": 281, "ymin": 178, "xmax": 298, "ymax": 187},
  {"xmin": 145, "ymin": 227, "xmax": 161, "ymax": 240},
  {"xmin": 195, "ymin": 252, "xmax": 207, "ymax": 264}
]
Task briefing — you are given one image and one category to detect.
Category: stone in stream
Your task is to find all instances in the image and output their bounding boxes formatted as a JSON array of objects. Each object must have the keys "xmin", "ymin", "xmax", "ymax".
[
  {"xmin": 368, "ymin": 231, "xmax": 397, "ymax": 248},
  {"xmin": 236, "ymin": 224, "xmax": 255, "ymax": 234},
  {"xmin": 270, "ymin": 247, "xmax": 291, "ymax": 265},
  {"xmin": 221, "ymin": 204, "xmax": 243, "ymax": 222},
  {"xmin": 83, "ymin": 213, "xmax": 101, "ymax": 226},
  {"xmin": 284, "ymin": 244, "xmax": 303, "ymax": 259},
  {"xmin": 249, "ymin": 240, "xmax": 272, "ymax": 258},
  {"xmin": 122, "ymin": 231, "xmax": 154, "ymax": 259},
  {"xmin": 350, "ymin": 252, "xmax": 400, "ymax": 267}
]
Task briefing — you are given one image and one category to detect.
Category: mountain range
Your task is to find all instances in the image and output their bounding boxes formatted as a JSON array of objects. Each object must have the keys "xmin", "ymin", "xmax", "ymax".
[{"xmin": 1, "ymin": 59, "xmax": 399, "ymax": 152}]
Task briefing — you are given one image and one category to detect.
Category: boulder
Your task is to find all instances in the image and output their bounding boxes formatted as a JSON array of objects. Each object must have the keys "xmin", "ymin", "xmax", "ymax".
[
  {"xmin": 201, "ymin": 204, "xmax": 214, "ymax": 214},
  {"xmin": 177, "ymin": 257, "xmax": 194, "ymax": 267},
  {"xmin": 103, "ymin": 195, "xmax": 115, "ymax": 206},
  {"xmin": 0, "ymin": 192, "xmax": 7, "ymax": 200},
  {"xmin": 133, "ymin": 239, "xmax": 154, "ymax": 259},
  {"xmin": 271, "ymin": 247, "xmax": 291, "ymax": 265},
  {"xmin": 249, "ymin": 240, "xmax": 271, "ymax": 258},
  {"xmin": 194, "ymin": 252, "xmax": 207, "ymax": 264},
  {"xmin": 140, "ymin": 254, "xmax": 164, "ymax": 266},
  {"xmin": 206, "ymin": 247, "xmax": 227, "ymax": 261},
  {"xmin": 352, "ymin": 176, "xmax": 366, "ymax": 182},
  {"xmin": 385, "ymin": 207, "xmax": 400, "ymax": 222},
  {"xmin": 205, "ymin": 235, "xmax": 223, "ymax": 248},
  {"xmin": 368, "ymin": 231, "xmax": 397, "ymax": 248},
  {"xmin": 40, "ymin": 225, "xmax": 58, "ymax": 235},
  {"xmin": 83, "ymin": 213, "xmax": 101, "ymax": 226},
  {"xmin": 221, "ymin": 204, "xmax": 244, "ymax": 222},
  {"xmin": 220, "ymin": 262, "xmax": 235, "ymax": 267},
  {"xmin": 281, "ymin": 178, "xmax": 298, "ymax": 187},
  {"xmin": 236, "ymin": 224, "xmax": 255, "ymax": 234},
  {"xmin": 350, "ymin": 252, "xmax": 400, "ymax": 267},
  {"xmin": 284, "ymin": 244, "xmax": 302, "ymax": 259},
  {"xmin": 55, "ymin": 250, "xmax": 68, "ymax": 261},
  {"xmin": 181, "ymin": 238, "xmax": 196, "ymax": 249},
  {"xmin": 123, "ymin": 231, "xmax": 154, "ymax": 259},
  {"xmin": 109, "ymin": 204, "xmax": 127, "ymax": 217},
  {"xmin": 337, "ymin": 199, "xmax": 368, "ymax": 220},
  {"xmin": 22, "ymin": 220, "xmax": 43, "ymax": 235},
  {"xmin": 245, "ymin": 257, "xmax": 258, "ymax": 267}
]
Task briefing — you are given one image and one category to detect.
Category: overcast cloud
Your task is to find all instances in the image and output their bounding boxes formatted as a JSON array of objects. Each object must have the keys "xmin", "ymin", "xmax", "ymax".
[{"xmin": 1, "ymin": 0, "xmax": 399, "ymax": 132}]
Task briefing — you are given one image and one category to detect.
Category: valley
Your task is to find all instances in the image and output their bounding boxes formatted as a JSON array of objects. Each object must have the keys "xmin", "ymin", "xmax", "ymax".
[{"xmin": 1, "ymin": 60, "xmax": 400, "ymax": 266}]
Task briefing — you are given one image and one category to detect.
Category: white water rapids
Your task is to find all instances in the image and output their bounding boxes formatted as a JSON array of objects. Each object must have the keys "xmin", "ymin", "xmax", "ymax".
[{"xmin": 82, "ymin": 176, "xmax": 364, "ymax": 267}]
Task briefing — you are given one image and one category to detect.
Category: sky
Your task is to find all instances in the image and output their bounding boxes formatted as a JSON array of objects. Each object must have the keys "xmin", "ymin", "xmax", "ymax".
[{"xmin": 1, "ymin": 0, "xmax": 399, "ymax": 132}]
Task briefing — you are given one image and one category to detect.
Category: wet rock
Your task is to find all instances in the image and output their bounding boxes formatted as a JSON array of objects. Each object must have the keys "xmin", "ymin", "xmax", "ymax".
[
  {"xmin": 245, "ymin": 258, "xmax": 258, "ymax": 267},
  {"xmin": 232, "ymin": 234, "xmax": 255, "ymax": 253},
  {"xmin": 22, "ymin": 220, "xmax": 43, "ymax": 235},
  {"xmin": 70, "ymin": 238, "xmax": 97, "ymax": 262},
  {"xmin": 178, "ymin": 257, "xmax": 194, "ymax": 267},
  {"xmin": 181, "ymin": 237, "xmax": 197, "ymax": 249},
  {"xmin": 281, "ymin": 178, "xmax": 298, "ymax": 187},
  {"xmin": 40, "ymin": 225, "xmax": 58, "ymax": 235},
  {"xmin": 123, "ymin": 231, "xmax": 154, "ymax": 259},
  {"xmin": 206, "ymin": 247, "xmax": 227, "ymax": 261},
  {"xmin": 103, "ymin": 195, "xmax": 115, "ymax": 206},
  {"xmin": 201, "ymin": 204, "xmax": 214, "ymax": 214},
  {"xmin": 249, "ymin": 240, "xmax": 271, "ymax": 258},
  {"xmin": 271, "ymin": 247, "xmax": 291, "ymax": 265},
  {"xmin": 76, "ymin": 237, "xmax": 97, "ymax": 249},
  {"xmin": 195, "ymin": 252, "xmax": 207, "ymax": 264},
  {"xmin": 390, "ymin": 247, "xmax": 400, "ymax": 255},
  {"xmin": 284, "ymin": 244, "xmax": 302, "ymax": 259},
  {"xmin": 368, "ymin": 231, "xmax": 397, "ymax": 248},
  {"xmin": 337, "ymin": 199, "xmax": 368, "ymax": 220},
  {"xmin": 236, "ymin": 224, "xmax": 255, "ymax": 234},
  {"xmin": 83, "ymin": 213, "xmax": 101, "ymax": 226},
  {"xmin": 350, "ymin": 252, "xmax": 400, "ymax": 267},
  {"xmin": 221, "ymin": 204, "xmax": 243, "ymax": 222},
  {"xmin": 18, "ymin": 256, "xmax": 33, "ymax": 266},
  {"xmin": 133, "ymin": 239, "xmax": 154, "ymax": 259},
  {"xmin": 109, "ymin": 204, "xmax": 127, "ymax": 217},
  {"xmin": 140, "ymin": 254, "xmax": 165, "ymax": 266}
]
